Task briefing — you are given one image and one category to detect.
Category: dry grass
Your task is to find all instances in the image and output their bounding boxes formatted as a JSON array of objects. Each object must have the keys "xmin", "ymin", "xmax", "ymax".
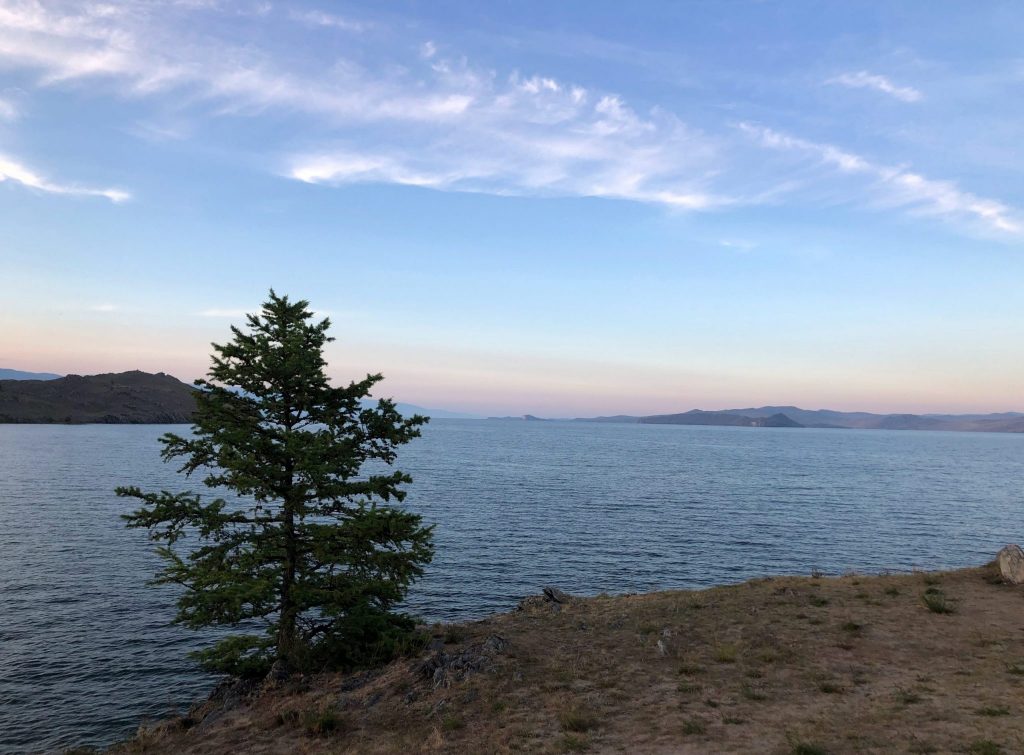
[{"xmin": 111, "ymin": 563, "xmax": 1024, "ymax": 754}]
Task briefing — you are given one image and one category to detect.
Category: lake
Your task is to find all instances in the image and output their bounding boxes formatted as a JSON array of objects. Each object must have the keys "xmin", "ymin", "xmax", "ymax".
[{"xmin": 1, "ymin": 420, "xmax": 1022, "ymax": 752}]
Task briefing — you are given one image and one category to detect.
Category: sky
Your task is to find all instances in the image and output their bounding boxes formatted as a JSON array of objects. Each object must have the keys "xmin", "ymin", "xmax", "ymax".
[{"xmin": 1, "ymin": 0, "xmax": 1023, "ymax": 417}]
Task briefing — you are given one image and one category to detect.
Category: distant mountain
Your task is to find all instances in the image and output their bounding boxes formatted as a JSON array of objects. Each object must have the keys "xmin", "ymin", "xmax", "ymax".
[
  {"xmin": 0, "ymin": 371, "xmax": 196, "ymax": 424},
  {"xmin": 0, "ymin": 368, "xmax": 62, "ymax": 381},
  {"xmin": 640, "ymin": 410, "xmax": 803, "ymax": 428},
  {"xmin": 358, "ymin": 399, "xmax": 479, "ymax": 420},
  {"xmin": 573, "ymin": 406, "xmax": 1024, "ymax": 433}
]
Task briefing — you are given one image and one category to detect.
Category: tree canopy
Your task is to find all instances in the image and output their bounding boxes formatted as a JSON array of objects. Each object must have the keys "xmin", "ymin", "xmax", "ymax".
[{"xmin": 119, "ymin": 291, "xmax": 433, "ymax": 677}]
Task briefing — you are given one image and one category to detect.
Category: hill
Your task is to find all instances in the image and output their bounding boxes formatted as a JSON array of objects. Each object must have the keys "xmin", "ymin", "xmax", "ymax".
[
  {"xmin": 639, "ymin": 410, "xmax": 803, "ymax": 428},
  {"xmin": 573, "ymin": 406, "xmax": 1024, "ymax": 433},
  {"xmin": 112, "ymin": 562, "xmax": 1024, "ymax": 754},
  {"xmin": 0, "ymin": 368, "xmax": 62, "ymax": 380},
  {"xmin": 0, "ymin": 371, "xmax": 197, "ymax": 424}
]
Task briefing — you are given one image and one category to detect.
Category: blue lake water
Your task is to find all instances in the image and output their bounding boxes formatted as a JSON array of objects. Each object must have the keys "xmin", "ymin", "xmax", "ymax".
[{"xmin": 1, "ymin": 420, "xmax": 1022, "ymax": 752}]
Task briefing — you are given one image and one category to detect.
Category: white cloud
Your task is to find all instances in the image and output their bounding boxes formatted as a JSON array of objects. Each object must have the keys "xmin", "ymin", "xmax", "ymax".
[
  {"xmin": 739, "ymin": 124, "xmax": 1020, "ymax": 235},
  {"xmin": 0, "ymin": 1, "xmax": 725, "ymax": 211},
  {"xmin": 826, "ymin": 71, "xmax": 922, "ymax": 103},
  {"xmin": 0, "ymin": 154, "xmax": 130, "ymax": 202},
  {"xmin": 0, "ymin": 96, "xmax": 16, "ymax": 120},
  {"xmin": 0, "ymin": 1, "xmax": 1017, "ymax": 236},
  {"xmin": 90, "ymin": 303, "xmax": 117, "ymax": 312},
  {"xmin": 288, "ymin": 9, "xmax": 367, "ymax": 33}
]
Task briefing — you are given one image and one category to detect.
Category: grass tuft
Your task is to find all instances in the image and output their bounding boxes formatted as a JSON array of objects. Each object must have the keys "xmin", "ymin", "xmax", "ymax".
[
  {"xmin": 559, "ymin": 708, "xmax": 599, "ymax": 733},
  {"xmin": 559, "ymin": 733, "xmax": 590, "ymax": 752},
  {"xmin": 974, "ymin": 706, "xmax": 1010, "ymax": 717},
  {"xmin": 681, "ymin": 719, "xmax": 707, "ymax": 735},
  {"xmin": 713, "ymin": 643, "xmax": 739, "ymax": 663},
  {"xmin": 968, "ymin": 741, "xmax": 1003, "ymax": 755},
  {"xmin": 921, "ymin": 590, "xmax": 955, "ymax": 614},
  {"xmin": 894, "ymin": 687, "xmax": 922, "ymax": 705},
  {"xmin": 791, "ymin": 742, "xmax": 829, "ymax": 755}
]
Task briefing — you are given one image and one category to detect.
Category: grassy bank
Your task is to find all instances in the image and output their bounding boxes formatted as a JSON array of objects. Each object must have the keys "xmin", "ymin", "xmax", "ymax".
[{"xmin": 105, "ymin": 563, "xmax": 1024, "ymax": 754}]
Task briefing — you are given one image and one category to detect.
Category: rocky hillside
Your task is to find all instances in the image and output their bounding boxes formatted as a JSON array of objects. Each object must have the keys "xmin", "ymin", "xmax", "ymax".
[
  {"xmin": 0, "ymin": 370, "xmax": 196, "ymax": 423},
  {"xmin": 110, "ymin": 562, "xmax": 1024, "ymax": 754}
]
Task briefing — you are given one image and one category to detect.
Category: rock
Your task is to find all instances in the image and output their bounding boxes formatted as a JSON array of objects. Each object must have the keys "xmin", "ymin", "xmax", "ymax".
[
  {"xmin": 543, "ymin": 586, "xmax": 574, "ymax": 604},
  {"xmin": 482, "ymin": 635, "xmax": 509, "ymax": 654},
  {"xmin": 997, "ymin": 544, "xmax": 1024, "ymax": 584},
  {"xmin": 656, "ymin": 638, "xmax": 669, "ymax": 657},
  {"xmin": 266, "ymin": 659, "xmax": 292, "ymax": 684},
  {"xmin": 417, "ymin": 635, "xmax": 510, "ymax": 688}
]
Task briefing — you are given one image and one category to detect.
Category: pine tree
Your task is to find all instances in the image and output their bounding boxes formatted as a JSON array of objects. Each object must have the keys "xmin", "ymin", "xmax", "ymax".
[{"xmin": 119, "ymin": 291, "xmax": 433, "ymax": 677}]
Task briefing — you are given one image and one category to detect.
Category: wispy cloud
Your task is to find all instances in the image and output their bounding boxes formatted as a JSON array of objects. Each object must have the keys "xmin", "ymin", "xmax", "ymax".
[
  {"xmin": 0, "ymin": 1, "xmax": 726, "ymax": 211},
  {"xmin": 0, "ymin": 1, "xmax": 1017, "ymax": 237},
  {"xmin": 90, "ymin": 303, "xmax": 117, "ymax": 312},
  {"xmin": 826, "ymin": 71, "xmax": 922, "ymax": 102},
  {"xmin": 0, "ymin": 96, "xmax": 17, "ymax": 120},
  {"xmin": 0, "ymin": 154, "xmax": 130, "ymax": 202},
  {"xmin": 287, "ymin": 79, "xmax": 728, "ymax": 210},
  {"xmin": 739, "ymin": 124, "xmax": 1020, "ymax": 235},
  {"xmin": 289, "ymin": 9, "xmax": 368, "ymax": 33}
]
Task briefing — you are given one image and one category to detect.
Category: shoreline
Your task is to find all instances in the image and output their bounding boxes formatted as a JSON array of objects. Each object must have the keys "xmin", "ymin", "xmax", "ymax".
[{"xmin": 101, "ymin": 560, "xmax": 1024, "ymax": 754}]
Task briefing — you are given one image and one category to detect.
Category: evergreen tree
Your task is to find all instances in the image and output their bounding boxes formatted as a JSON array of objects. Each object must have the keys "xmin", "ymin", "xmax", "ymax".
[{"xmin": 119, "ymin": 291, "xmax": 433, "ymax": 677}]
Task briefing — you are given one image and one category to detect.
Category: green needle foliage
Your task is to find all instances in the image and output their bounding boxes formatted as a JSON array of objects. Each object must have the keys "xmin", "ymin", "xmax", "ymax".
[{"xmin": 118, "ymin": 291, "xmax": 433, "ymax": 678}]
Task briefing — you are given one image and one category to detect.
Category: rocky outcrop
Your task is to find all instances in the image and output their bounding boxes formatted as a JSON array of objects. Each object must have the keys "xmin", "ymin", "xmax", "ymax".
[{"xmin": 997, "ymin": 544, "xmax": 1024, "ymax": 584}]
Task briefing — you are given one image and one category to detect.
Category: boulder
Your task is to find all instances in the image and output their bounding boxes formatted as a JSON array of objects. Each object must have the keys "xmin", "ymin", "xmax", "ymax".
[{"xmin": 998, "ymin": 545, "xmax": 1024, "ymax": 584}]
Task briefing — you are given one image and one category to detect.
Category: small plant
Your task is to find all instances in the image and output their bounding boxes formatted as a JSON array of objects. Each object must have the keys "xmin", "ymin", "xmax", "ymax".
[
  {"xmin": 790, "ymin": 742, "xmax": 828, "ymax": 755},
  {"xmin": 301, "ymin": 708, "xmax": 345, "ymax": 737},
  {"xmin": 745, "ymin": 667, "xmax": 764, "ymax": 679},
  {"xmin": 443, "ymin": 626, "xmax": 466, "ymax": 644},
  {"xmin": 922, "ymin": 574, "xmax": 941, "ymax": 586},
  {"xmin": 840, "ymin": 621, "xmax": 863, "ymax": 633},
  {"xmin": 974, "ymin": 706, "xmax": 1010, "ymax": 717},
  {"xmin": 921, "ymin": 590, "xmax": 955, "ymax": 614},
  {"xmin": 559, "ymin": 708, "xmax": 599, "ymax": 733},
  {"xmin": 818, "ymin": 681, "xmax": 843, "ymax": 694},
  {"xmin": 884, "ymin": 586, "xmax": 900, "ymax": 596},
  {"xmin": 441, "ymin": 714, "xmax": 465, "ymax": 731},
  {"xmin": 559, "ymin": 734, "xmax": 590, "ymax": 753},
  {"xmin": 722, "ymin": 716, "xmax": 745, "ymax": 725},
  {"xmin": 713, "ymin": 644, "xmax": 739, "ymax": 663},
  {"xmin": 811, "ymin": 568, "xmax": 824, "ymax": 579},
  {"xmin": 895, "ymin": 687, "xmax": 921, "ymax": 705},
  {"xmin": 681, "ymin": 719, "xmax": 707, "ymax": 735},
  {"xmin": 968, "ymin": 741, "xmax": 1003, "ymax": 755},
  {"xmin": 678, "ymin": 662, "xmax": 706, "ymax": 675},
  {"xmin": 1006, "ymin": 661, "xmax": 1024, "ymax": 675},
  {"xmin": 741, "ymin": 683, "xmax": 768, "ymax": 701},
  {"xmin": 678, "ymin": 681, "xmax": 703, "ymax": 694},
  {"xmin": 809, "ymin": 595, "xmax": 829, "ymax": 607}
]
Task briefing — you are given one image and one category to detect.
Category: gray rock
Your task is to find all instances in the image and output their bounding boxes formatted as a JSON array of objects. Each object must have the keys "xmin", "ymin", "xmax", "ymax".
[
  {"xmin": 997, "ymin": 544, "xmax": 1024, "ymax": 584},
  {"xmin": 543, "ymin": 586, "xmax": 573, "ymax": 603}
]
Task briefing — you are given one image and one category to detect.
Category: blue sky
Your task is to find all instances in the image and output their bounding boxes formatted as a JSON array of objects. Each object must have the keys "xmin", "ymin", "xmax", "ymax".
[{"xmin": 1, "ymin": 1, "xmax": 1022, "ymax": 415}]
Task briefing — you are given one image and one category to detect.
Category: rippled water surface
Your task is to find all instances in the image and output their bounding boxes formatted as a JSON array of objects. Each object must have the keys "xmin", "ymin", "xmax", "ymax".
[{"xmin": 2, "ymin": 421, "xmax": 1022, "ymax": 752}]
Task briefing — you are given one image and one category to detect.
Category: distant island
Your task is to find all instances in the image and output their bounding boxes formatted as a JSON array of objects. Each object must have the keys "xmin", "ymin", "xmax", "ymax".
[
  {"xmin": 0, "ymin": 371, "xmax": 197, "ymax": 424},
  {"xmin": 573, "ymin": 406, "xmax": 1024, "ymax": 433}
]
